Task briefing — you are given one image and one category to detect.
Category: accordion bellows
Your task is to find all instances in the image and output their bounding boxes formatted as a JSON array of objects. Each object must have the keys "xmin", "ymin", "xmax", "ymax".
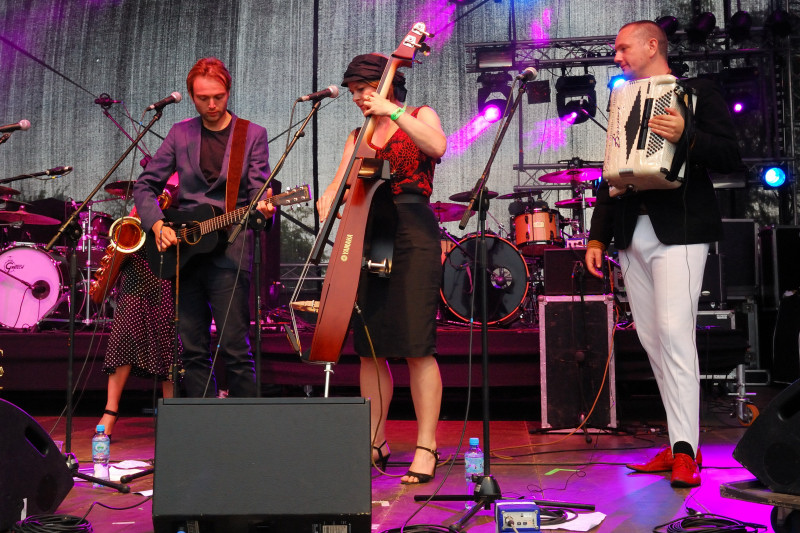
[{"xmin": 603, "ymin": 74, "xmax": 686, "ymax": 197}]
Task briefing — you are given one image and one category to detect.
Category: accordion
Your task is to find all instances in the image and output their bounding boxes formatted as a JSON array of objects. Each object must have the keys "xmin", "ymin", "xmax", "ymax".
[{"xmin": 603, "ymin": 74, "xmax": 688, "ymax": 197}]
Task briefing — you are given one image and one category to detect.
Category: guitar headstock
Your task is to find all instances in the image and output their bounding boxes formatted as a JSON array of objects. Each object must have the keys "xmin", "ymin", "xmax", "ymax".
[
  {"xmin": 274, "ymin": 184, "xmax": 311, "ymax": 207},
  {"xmin": 391, "ymin": 22, "xmax": 432, "ymax": 67}
]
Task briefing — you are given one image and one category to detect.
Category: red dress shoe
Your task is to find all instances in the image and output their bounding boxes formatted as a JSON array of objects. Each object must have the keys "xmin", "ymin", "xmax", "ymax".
[
  {"xmin": 627, "ymin": 446, "xmax": 703, "ymax": 472},
  {"xmin": 670, "ymin": 453, "xmax": 701, "ymax": 487}
]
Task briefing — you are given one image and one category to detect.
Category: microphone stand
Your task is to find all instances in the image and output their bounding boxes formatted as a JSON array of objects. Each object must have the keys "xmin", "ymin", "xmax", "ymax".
[
  {"xmin": 414, "ymin": 83, "xmax": 529, "ymax": 529},
  {"xmin": 44, "ymin": 110, "xmax": 165, "ymax": 493},
  {"xmin": 228, "ymin": 99, "xmax": 322, "ymax": 393}
]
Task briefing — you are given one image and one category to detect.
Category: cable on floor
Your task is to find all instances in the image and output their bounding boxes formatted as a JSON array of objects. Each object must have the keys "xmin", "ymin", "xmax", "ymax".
[{"xmin": 652, "ymin": 513, "xmax": 767, "ymax": 532}]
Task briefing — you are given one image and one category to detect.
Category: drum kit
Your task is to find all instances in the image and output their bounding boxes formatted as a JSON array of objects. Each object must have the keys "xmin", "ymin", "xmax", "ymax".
[
  {"xmin": 0, "ymin": 180, "xmax": 135, "ymax": 330},
  {"xmin": 431, "ymin": 167, "xmax": 600, "ymax": 326}
]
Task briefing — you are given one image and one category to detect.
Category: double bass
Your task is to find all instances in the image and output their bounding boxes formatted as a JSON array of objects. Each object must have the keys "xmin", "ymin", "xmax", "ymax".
[{"xmin": 295, "ymin": 23, "xmax": 432, "ymax": 365}]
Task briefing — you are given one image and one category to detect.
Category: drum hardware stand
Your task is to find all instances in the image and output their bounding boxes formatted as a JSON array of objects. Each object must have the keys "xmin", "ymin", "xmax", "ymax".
[{"xmin": 44, "ymin": 109, "xmax": 164, "ymax": 491}]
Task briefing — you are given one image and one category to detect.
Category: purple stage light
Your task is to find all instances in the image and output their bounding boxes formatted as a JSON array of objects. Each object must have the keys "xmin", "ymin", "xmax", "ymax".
[
  {"xmin": 481, "ymin": 104, "xmax": 503, "ymax": 123},
  {"xmin": 732, "ymin": 102, "xmax": 744, "ymax": 113}
]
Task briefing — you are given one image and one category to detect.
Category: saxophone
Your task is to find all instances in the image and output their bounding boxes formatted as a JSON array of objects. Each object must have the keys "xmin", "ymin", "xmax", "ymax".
[{"xmin": 89, "ymin": 185, "xmax": 176, "ymax": 304}]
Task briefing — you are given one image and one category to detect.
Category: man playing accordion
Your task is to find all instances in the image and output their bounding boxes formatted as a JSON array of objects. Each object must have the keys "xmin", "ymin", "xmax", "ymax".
[{"xmin": 585, "ymin": 20, "xmax": 742, "ymax": 487}]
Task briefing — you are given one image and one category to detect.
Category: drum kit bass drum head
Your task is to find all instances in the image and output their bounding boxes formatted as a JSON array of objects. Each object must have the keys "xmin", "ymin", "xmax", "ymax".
[{"xmin": 0, "ymin": 180, "xmax": 134, "ymax": 330}]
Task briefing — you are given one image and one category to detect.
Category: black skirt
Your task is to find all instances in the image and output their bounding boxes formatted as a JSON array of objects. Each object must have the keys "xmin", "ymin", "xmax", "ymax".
[{"xmin": 352, "ymin": 201, "xmax": 441, "ymax": 358}]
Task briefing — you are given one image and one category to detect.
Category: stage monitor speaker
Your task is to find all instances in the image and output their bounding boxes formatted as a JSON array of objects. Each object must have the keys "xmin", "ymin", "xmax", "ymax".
[
  {"xmin": 539, "ymin": 295, "xmax": 617, "ymax": 429},
  {"xmin": 733, "ymin": 380, "xmax": 800, "ymax": 496},
  {"xmin": 0, "ymin": 399, "xmax": 73, "ymax": 531},
  {"xmin": 152, "ymin": 397, "xmax": 371, "ymax": 533}
]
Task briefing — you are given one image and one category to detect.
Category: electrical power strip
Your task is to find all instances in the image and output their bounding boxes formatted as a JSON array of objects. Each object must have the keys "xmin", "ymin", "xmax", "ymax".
[{"xmin": 495, "ymin": 501, "xmax": 541, "ymax": 532}]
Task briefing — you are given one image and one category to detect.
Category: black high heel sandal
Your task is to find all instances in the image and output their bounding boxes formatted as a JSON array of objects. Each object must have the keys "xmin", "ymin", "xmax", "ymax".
[
  {"xmin": 372, "ymin": 440, "xmax": 391, "ymax": 470},
  {"xmin": 401, "ymin": 445, "xmax": 439, "ymax": 485},
  {"xmin": 98, "ymin": 409, "xmax": 119, "ymax": 439}
]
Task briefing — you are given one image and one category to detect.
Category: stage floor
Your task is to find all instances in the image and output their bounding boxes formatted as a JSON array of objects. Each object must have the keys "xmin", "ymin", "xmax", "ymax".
[{"xmin": 7, "ymin": 383, "xmax": 785, "ymax": 533}]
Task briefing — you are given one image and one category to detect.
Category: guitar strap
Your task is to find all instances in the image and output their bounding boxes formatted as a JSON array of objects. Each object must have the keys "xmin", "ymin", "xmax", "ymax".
[{"xmin": 225, "ymin": 118, "xmax": 251, "ymax": 213}]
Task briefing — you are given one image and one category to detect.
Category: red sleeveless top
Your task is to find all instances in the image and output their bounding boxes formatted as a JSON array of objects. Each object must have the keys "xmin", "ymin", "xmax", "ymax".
[{"xmin": 363, "ymin": 106, "xmax": 438, "ymax": 197}]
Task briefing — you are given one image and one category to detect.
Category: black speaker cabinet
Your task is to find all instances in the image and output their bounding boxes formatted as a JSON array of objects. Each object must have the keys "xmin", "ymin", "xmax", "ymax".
[
  {"xmin": 760, "ymin": 225, "xmax": 800, "ymax": 310},
  {"xmin": 538, "ymin": 295, "xmax": 617, "ymax": 429},
  {"xmin": 733, "ymin": 380, "xmax": 800, "ymax": 495},
  {"xmin": 715, "ymin": 219, "xmax": 758, "ymax": 298},
  {"xmin": 0, "ymin": 399, "xmax": 73, "ymax": 530},
  {"xmin": 544, "ymin": 248, "xmax": 609, "ymax": 296},
  {"xmin": 152, "ymin": 397, "xmax": 371, "ymax": 533}
]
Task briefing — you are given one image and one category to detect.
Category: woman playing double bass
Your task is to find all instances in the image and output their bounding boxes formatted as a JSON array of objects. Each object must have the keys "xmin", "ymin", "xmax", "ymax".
[{"xmin": 317, "ymin": 53, "xmax": 447, "ymax": 484}]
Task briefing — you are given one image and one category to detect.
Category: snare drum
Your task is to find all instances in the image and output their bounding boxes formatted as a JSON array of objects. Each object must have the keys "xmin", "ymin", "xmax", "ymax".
[
  {"xmin": 513, "ymin": 209, "xmax": 563, "ymax": 256},
  {"xmin": 0, "ymin": 245, "xmax": 67, "ymax": 329}
]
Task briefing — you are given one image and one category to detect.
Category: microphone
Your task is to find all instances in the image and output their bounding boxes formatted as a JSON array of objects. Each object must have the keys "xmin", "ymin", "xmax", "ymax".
[
  {"xmin": 297, "ymin": 85, "xmax": 340, "ymax": 102},
  {"xmin": 94, "ymin": 95, "xmax": 121, "ymax": 106},
  {"xmin": 515, "ymin": 67, "xmax": 539, "ymax": 81},
  {"xmin": 146, "ymin": 92, "xmax": 182, "ymax": 111},
  {"xmin": 0, "ymin": 120, "xmax": 31, "ymax": 133},
  {"xmin": 44, "ymin": 166, "xmax": 73, "ymax": 177}
]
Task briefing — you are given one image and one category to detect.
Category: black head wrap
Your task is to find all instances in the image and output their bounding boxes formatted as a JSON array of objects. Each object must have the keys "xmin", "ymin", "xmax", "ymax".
[{"xmin": 341, "ymin": 53, "xmax": 407, "ymax": 102}]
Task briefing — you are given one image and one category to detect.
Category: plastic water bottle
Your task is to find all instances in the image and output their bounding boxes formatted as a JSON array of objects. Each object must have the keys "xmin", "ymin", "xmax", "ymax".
[
  {"xmin": 464, "ymin": 437, "xmax": 484, "ymax": 509},
  {"xmin": 92, "ymin": 424, "xmax": 110, "ymax": 488}
]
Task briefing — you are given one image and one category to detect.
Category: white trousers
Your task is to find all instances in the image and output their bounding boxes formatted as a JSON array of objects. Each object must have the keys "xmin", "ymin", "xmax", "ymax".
[{"xmin": 619, "ymin": 216, "xmax": 708, "ymax": 451}]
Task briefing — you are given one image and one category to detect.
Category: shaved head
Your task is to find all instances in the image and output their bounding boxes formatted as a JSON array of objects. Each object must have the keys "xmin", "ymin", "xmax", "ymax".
[{"xmin": 620, "ymin": 20, "xmax": 668, "ymax": 59}]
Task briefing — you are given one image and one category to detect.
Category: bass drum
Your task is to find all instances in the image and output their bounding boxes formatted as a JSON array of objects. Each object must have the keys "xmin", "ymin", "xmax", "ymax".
[
  {"xmin": 441, "ymin": 234, "xmax": 529, "ymax": 326},
  {"xmin": 0, "ymin": 245, "xmax": 67, "ymax": 330}
]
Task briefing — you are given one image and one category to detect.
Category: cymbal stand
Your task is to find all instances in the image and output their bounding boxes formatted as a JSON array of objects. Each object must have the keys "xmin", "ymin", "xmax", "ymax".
[
  {"xmin": 44, "ymin": 110, "xmax": 164, "ymax": 491},
  {"xmin": 77, "ymin": 201, "xmax": 95, "ymax": 324}
]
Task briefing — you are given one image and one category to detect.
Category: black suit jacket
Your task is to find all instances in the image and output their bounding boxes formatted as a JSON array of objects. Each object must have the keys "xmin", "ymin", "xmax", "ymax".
[{"xmin": 589, "ymin": 77, "xmax": 742, "ymax": 249}]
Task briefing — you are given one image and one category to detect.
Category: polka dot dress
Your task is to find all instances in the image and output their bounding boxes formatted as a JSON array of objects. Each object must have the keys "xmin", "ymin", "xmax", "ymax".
[{"xmin": 103, "ymin": 251, "xmax": 180, "ymax": 379}]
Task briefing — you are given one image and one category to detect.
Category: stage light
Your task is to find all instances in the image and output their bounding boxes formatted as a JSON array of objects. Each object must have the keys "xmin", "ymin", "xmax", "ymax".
[
  {"xmin": 526, "ymin": 80, "xmax": 551, "ymax": 105},
  {"xmin": 476, "ymin": 72, "xmax": 512, "ymax": 124},
  {"xmin": 476, "ymin": 47, "xmax": 513, "ymax": 70},
  {"xmin": 655, "ymin": 15, "xmax": 680, "ymax": 37},
  {"xmin": 686, "ymin": 12, "xmax": 716, "ymax": 44},
  {"xmin": 479, "ymin": 99, "xmax": 506, "ymax": 123},
  {"xmin": 762, "ymin": 167, "xmax": 787, "ymax": 188},
  {"xmin": 607, "ymin": 74, "xmax": 626, "ymax": 90},
  {"xmin": 765, "ymin": 8, "xmax": 792, "ymax": 38},
  {"xmin": 555, "ymin": 74, "xmax": 596, "ymax": 125},
  {"xmin": 716, "ymin": 66, "xmax": 760, "ymax": 116},
  {"xmin": 727, "ymin": 10, "xmax": 752, "ymax": 42}
]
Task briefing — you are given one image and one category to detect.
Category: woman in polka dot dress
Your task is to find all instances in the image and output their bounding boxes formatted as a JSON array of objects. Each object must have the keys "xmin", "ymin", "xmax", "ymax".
[{"xmin": 96, "ymin": 250, "xmax": 180, "ymax": 436}]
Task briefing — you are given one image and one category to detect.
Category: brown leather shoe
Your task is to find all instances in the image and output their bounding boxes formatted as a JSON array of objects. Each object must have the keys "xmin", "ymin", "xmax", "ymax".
[
  {"xmin": 670, "ymin": 453, "xmax": 701, "ymax": 487},
  {"xmin": 627, "ymin": 446, "xmax": 703, "ymax": 472}
]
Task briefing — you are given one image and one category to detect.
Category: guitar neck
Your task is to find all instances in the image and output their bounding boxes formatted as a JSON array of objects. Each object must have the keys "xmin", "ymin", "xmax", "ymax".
[
  {"xmin": 198, "ymin": 204, "xmax": 250, "ymax": 236},
  {"xmin": 193, "ymin": 190, "xmax": 294, "ymax": 237}
]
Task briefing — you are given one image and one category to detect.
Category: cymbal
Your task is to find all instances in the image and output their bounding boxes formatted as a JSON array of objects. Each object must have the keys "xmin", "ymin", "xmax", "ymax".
[
  {"xmin": 448, "ymin": 190, "xmax": 498, "ymax": 203},
  {"xmin": 554, "ymin": 197, "xmax": 596, "ymax": 209},
  {"xmin": 430, "ymin": 201, "xmax": 472, "ymax": 223},
  {"xmin": 104, "ymin": 180, "xmax": 135, "ymax": 199},
  {"xmin": 0, "ymin": 207, "xmax": 59, "ymax": 225},
  {"xmin": 496, "ymin": 189, "xmax": 544, "ymax": 200},
  {"xmin": 0, "ymin": 199, "xmax": 31, "ymax": 211},
  {"xmin": 539, "ymin": 168, "xmax": 601, "ymax": 184},
  {"xmin": 0, "ymin": 185, "xmax": 20, "ymax": 197}
]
